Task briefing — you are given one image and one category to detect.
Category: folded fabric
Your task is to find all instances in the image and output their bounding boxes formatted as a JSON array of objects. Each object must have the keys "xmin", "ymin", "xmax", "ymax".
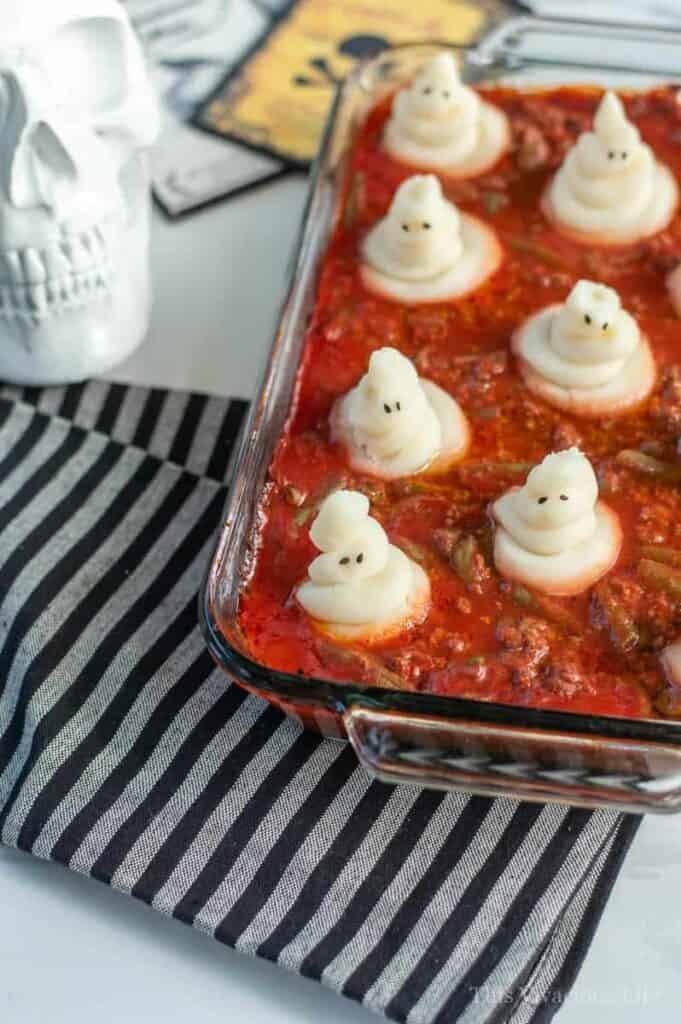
[{"xmin": 0, "ymin": 382, "xmax": 639, "ymax": 1024}]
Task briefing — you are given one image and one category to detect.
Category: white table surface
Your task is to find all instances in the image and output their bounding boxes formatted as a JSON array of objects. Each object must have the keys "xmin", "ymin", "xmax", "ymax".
[{"xmin": 2, "ymin": 176, "xmax": 681, "ymax": 1023}]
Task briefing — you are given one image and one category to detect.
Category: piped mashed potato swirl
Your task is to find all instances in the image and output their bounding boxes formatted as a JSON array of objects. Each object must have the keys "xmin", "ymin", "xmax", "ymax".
[
  {"xmin": 544, "ymin": 91, "xmax": 678, "ymax": 244},
  {"xmin": 296, "ymin": 491, "xmax": 430, "ymax": 643},
  {"xmin": 331, "ymin": 347, "xmax": 470, "ymax": 479},
  {"xmin": 512, "ymin": 279, "xmax": 656, "ymax": 417},
  {"xmin": 361, "ymin": 174, "xmax": 501, "ymax": 303},
  {"xmin": 492, "ymin": 448, "xmax": 622, "ymax": 596},
  {"xmin": 383, "ymin": 52, "xmax": 509, "ymax": 178}
]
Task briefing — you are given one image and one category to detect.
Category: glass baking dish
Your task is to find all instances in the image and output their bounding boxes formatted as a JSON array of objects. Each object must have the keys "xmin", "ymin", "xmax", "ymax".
[{"xmin": 201, "ymin": 19, "xmax": 681, "ymax": 814}]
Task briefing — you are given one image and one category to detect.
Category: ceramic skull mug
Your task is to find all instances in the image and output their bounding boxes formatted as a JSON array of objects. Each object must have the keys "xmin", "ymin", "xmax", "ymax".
[{"xmin": 0, "ymin": 0, "xmax": 160, "ymax": 384}]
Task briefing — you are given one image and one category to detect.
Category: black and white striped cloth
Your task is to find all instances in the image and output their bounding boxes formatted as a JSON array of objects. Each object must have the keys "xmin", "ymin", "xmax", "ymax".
[{"xmin": 0, "ymin": 381, "xmax": 639, "ymax": 1024}]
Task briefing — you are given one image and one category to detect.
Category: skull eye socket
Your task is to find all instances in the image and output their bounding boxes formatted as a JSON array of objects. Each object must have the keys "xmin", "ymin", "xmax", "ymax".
[
  {"xmin": 560, "ymin": 494, "xmax": 569, "ymax": 501},
  {"xmin": 384, "ymin": 403, "xmax": 391, "ymax": 414},
  {"xmin": 423, "ymin": 86, "xmax": 433, "ymax": 95},
  {"xmin": 422, "ymin": 221, "xmax": 431, "ymax": 229},
  {"xmin": 621, "ymin": 151, "xmax": 627, "ymax": 159},
  {"xmin": 396, "ymin": 401, "xmax": 401, "ymax": 411},
  {"xmin": 339, "ymin": 556, "xmax": 350, "ymax": 566},
  {"xmin": 584, "ymin": 314, "xmax": 592, "ymax": 325},
  {"xmin": 602, "ymin": 321, "xmax": 609, "ymax": 330},
  {"xmin": 43, "ymin": 18, "xmax": 130, "ymax": 120},
  {"xmin": 608, "ymin": 150, "xmax": 615, "ymax": 159},
  {"xmin": 356, "ymin": 553, "xmax": 364, "ymax": 564},
  {"xmin": 401, "ymin": 223, "xmax": 409, "ymax": 232},
  {"xmin": 538, "ymin": 496, "xmax": 548, "ymax": 504}
]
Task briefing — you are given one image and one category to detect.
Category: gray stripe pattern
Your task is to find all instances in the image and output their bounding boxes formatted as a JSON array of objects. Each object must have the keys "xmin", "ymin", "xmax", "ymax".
[
  {"xmin": 0, "ymin": 384, "xmax": 640, "ymax": 1024},
  {"xmin": 0, "ymin": 381, "xmax": 240, "ymax": 480}
]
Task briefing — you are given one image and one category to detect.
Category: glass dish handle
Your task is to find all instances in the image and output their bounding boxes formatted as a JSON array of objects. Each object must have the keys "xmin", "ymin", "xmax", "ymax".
[{"xmin": 344, "ymin": 705, "xmax": 681, "ymax": 813}]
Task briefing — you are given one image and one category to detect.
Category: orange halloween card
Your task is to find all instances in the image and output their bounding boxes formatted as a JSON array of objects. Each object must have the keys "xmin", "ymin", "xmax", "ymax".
[{"xmin": 195, "ymin": 0, "xmax": 504, "ymax": 166}]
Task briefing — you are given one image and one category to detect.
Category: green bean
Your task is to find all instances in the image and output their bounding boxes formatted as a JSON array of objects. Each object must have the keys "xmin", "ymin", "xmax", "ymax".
[
  {"xmin": 391, "ymin": 480, "xmax": 430, "ymax": 497},
  {"xmin": 314, "ymin": 639, "xmax": 408, "ymax": 690},
  {"xmin": 593, "ymin": 581, "xmax": 639, "ymax": 653},
  {"xmin": 639, "ymin": 558, "xmax": 681, "ymax": 599},
  {"xmin": 459, "ymin": 461, "xmax": 533, "ymax": 475},
  {"xmin": 293, "ymin": 507, "xmax": 313, "ymax": 527},
  {"xmin": 451, "ymin": 534, "xmax": 485, "ymax": 587},
  {"xmin": 511, "ymin": 585, "xmax": 582, "ymax": 634},
  {"xmin": 390, "ymin": 479, "xmax": 453, "ymax": 498},
  {"xmin": 342, "ymin": 172, "xmax": 365, "ymax": 229},
  {"xmin": 481, "ymin": 190, "xmax": 508, "ymax": 215},
  {"xmin": 509, "ymin": 237, "xmax": 564, "ymax": 267},
  {"xmin": 616, "ymin": 450, "xmax": 681, "ymax": 484},
  {"xmin": 640, "ymin": 546, "xmax": 681, "ymax": 570},
  {"xmin": 475, "ymin": 406, "xmax": 502, "ymax": 420}
]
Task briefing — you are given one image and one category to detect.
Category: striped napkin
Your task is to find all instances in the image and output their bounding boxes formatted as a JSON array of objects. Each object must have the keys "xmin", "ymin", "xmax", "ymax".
[{"xmin": 0, "ymin": 380, "xmax": 639, "ymax": 1024}]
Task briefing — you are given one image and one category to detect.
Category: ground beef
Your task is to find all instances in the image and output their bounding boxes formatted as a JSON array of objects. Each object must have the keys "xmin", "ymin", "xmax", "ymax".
[
  {"xmin": 469, "ymin": 350, "xmax": 508, "ymax": 382},
  {"xmin": 496, "ymin": 615, "xmax": 554, "ymax": 653},
  {"xmin": 384, "ymin": 648, "xmax": 444, "ymax": 685},
  {"xmin": 521, "ymin": 265, "xmax": 573, "ymax": 290},
  {"xmin": 495, "ymin": 615, "xmax": 553, "ymax": 686},
  {"xmin": 407, "ymin": 308, "xmax": 450, "ymax": 347},
  {"xmin": 552, "ymin": 419, "xmax": 583, "ymax": 452},
  {"xmin": 468, "ymin": 549, "xmax": 492, "ymax": 594},
  {"xmin": 432, "ymin": 527, "xmax": 461, "ymax": 563},
  {"xmin": 636, "ymin": 501, "xmax": 678, "ymax": 546},
  {"xmin": 429, "ymin": 627, "xmax": 471, "ymax": 656},
  {"xmin": 640, "ymin": 591, "xmax": 681, "ymax": 649},
  {"xmin": 514, "ymin": 122, "xmax": 551, "ymax": 171},
  {"xmin": 510, "ymin": 100, "xmax": 589, "ymax": 168},
  {"xmin": 542, "ymin": 658, "xmax": 593, "ymax": 699},
  {"xmin": 640, "ymin": 233, "xmax": 681, "ymax": 274},
  {"xmin": 651, "ymin": 365, "xmax": 681, "ymax": 436},
  {"xmin": 656, "ymin": 683, "xmax": 681, "ymax": 718},
  {"xmin": 454, "ymin": 351, "xmax": 509, "ymax": 404}
]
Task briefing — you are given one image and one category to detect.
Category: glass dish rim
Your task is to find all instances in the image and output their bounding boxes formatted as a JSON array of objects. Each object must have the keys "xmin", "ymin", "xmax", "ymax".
[{"xmin": 200, "ymin": 33, "xmax": 681, "ymax": 748}]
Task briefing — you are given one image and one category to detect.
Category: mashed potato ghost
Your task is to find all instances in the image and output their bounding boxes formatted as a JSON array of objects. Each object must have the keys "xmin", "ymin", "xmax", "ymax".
[
  {"xmin": 383, "ymin": 52, "xmax": 509, "ymax": 178},
  {"xmin": 296, "ymin": 490, "xmax": 430, "ymax": 643},
  {"xmin": 512, "ymin": 279, "xmax": 656, "ymax": 417},
  {"xmin": 361, "ymin": 174, "xmax": 501, "ymax": 303},
  {"xmin": 331, "ymin": 347, "xmax": 470, "ymax": 478},
  {"xmin": 544, "ymin": 91, "xmax": 678, "ymax": 245},
  {"xmin": 492, "ymin": 448, "xmax": 622, "ymax": 596}
]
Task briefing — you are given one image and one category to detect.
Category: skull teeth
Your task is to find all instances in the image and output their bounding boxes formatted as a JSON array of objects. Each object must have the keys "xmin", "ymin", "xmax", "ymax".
[
  {"xmin": 31, "ymin": 285, "xmax": 48, "ymax": 313},
  {"xmin": 6, "ymin": 251, "xmax": 23, "ymax": 284},
  {"xmin": 0, "ymin": 266, "xmax": 113, "ymax": 321},
  {"xmin": 23, "ymin": 249, "xmax": 46, "ymax": 283},
  {"xmin": 0, "ymin": 226, "xmax": 114, "ymax": 320}
]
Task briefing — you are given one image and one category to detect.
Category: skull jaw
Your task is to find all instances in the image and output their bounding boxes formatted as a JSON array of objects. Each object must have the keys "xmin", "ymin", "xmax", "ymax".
[
  {"xmin": 0, "ymin": 279, "xmax": 151, "ymax": 386},
  {"xmin": 0, "ymin": 171, "xmax": 152, "ymax": 386}
]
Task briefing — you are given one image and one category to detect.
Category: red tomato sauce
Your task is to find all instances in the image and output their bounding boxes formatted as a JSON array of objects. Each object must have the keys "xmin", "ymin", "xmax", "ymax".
[{"xmin": 235, "ymin": 85, "xmax": 681, "ymax": 720}]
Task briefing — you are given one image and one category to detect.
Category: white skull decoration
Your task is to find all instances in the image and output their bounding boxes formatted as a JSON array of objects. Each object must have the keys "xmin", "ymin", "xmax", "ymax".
[{"xmin": 0, "ymin": 0, "xmax": 160, "ymax": 384}]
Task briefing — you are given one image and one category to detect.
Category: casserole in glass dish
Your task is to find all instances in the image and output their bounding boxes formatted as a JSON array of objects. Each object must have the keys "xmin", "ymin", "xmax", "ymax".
[{"xmin": 202, "ymin": 19, "xmax": 681, "ymax": 813}]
